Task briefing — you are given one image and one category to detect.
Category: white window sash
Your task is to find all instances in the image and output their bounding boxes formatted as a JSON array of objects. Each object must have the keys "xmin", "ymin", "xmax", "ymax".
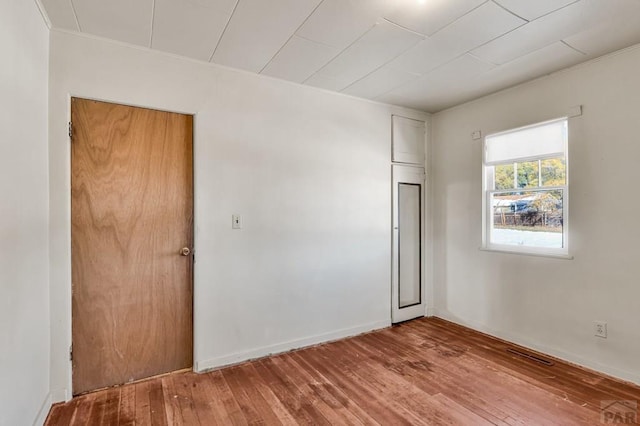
[{"xmin": 482, "ymin": 118, "xmax": 570, "ymax": 257}]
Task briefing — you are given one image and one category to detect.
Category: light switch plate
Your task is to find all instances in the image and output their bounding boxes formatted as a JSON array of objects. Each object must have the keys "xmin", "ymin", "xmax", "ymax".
[{"xmin": 232, "ymin": 214, "xmax": 241, "ymax": 229}]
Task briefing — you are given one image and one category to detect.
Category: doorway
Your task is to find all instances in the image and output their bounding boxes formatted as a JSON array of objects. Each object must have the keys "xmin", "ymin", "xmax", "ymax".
[
  {"xmin": 392, "ymin": 164, "xmax": 426, "ymax": 323},
  {"xmin": 71, "ymin": 98, "xmax": 194, "ymax": 394}
]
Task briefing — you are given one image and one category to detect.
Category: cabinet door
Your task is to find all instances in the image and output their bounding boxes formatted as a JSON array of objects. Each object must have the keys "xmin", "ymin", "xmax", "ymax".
[{"xmin": 392, "ymin": 115, "xmax": 425, "ymax": 165}]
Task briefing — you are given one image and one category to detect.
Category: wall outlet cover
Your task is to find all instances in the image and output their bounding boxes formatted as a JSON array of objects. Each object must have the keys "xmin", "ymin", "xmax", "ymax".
[{"xmin": 595, "ymin": 321, "xmax": 607, "ymax": 338}]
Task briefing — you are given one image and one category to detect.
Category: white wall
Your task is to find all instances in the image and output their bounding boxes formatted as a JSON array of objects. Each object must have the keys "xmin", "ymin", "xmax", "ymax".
[
  {"xmin": 432, "ymin": 44, "xmax": 640, "ymax": 384},
  {"xmin": 0, "ymin": 1, "xmax": 50, "ymax": 425},
  {"xmin": 48, "ymin": 30, "xmax": 428, "ymax": 398}
]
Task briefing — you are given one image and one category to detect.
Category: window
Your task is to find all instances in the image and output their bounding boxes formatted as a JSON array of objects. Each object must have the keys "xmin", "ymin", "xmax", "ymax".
[{"xmin": 483, "ymin": 118, "xmax": 569, "ymax": 256}]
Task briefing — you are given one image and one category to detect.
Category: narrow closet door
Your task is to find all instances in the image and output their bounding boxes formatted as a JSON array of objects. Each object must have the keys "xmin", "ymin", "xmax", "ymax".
[{"xmin": 392, "ymin": 164, "xmax": 425, "ymax": 323}]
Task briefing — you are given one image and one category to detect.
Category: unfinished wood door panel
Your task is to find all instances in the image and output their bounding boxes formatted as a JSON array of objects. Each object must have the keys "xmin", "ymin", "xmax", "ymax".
[{"xmin": 71, "ymin": 98, "xmax": 193, "ymax": 395}]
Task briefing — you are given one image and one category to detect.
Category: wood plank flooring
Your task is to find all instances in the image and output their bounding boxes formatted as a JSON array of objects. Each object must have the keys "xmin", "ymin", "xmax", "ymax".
[{"xmin": 46, "ymin": 317, "xmax": 640, "ymax": 425}]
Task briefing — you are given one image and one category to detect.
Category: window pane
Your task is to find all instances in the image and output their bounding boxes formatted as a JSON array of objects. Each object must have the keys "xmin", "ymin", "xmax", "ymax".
[
  {"xmin": 494, "ymin": 164, "xmax": 514, "ymax": 190},
  {"xmin": 516, "ymin": 160, "xmax": 539, "ymax": 188},
  {"xmin": 541, "ymin": 157, "xmax": 566, "ymax": 187},
  {"xmin": 491, "ymin": 190, "xmax": 563, "ymax": 249}
]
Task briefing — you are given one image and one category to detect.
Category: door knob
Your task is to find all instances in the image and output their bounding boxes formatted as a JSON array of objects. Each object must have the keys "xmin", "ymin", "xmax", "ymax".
[{"xmin": 179, "ymin": 247, "xmax": 191, "ymax": 256}]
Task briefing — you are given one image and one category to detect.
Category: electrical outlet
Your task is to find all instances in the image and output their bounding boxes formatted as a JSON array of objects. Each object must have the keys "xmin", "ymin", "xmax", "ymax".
[{"xmin": 595, "ymin": 321, "xmax": 607, "ymax": 338}]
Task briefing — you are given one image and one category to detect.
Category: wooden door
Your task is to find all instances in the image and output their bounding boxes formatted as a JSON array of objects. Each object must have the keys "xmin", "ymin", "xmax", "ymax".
[
  {"xmin": 71, "ymin": 98, "xmax": 193, "ymax": 395},
  {"xmin": 392, "ymin": 164, "xmax": 426, "ymax": 323}
]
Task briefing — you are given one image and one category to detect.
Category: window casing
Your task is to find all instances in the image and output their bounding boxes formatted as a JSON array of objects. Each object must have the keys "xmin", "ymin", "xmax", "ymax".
[{"xmin": 482, "ymin": 118, "xmax": 569, "ymax": 257}]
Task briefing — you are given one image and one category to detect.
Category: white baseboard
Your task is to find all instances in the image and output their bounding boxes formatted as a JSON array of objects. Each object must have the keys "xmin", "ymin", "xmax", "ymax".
[
  {"xmin": 50, "ymin": 388, "xmax": 69, "ymax": 403},
  {"xmin": 195, "ymin": 319, "xmax": 390, "ymax": 372},
  {"xmin": 33, "ymin": 392, "xmax": 52, "ymax": 426},
  {"xmin": 433, "ymin": 309, "xmax": 640, "ymax": 386}
]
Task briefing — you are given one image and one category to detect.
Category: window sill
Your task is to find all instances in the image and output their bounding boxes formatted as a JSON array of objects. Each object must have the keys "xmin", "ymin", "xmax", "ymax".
[{"xmin": 479, "ymin": 246, "xmax": 574, "ymax": 260}]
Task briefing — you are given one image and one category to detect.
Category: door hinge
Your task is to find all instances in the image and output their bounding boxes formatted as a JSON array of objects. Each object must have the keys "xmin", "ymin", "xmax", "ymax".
[
  {"xmin": 69, "ymin": 344, "xmax": 73, "ymax": 361},
  {"xmin": 68, "ymin": 121, "xmax": 73, "ymax": 140}
]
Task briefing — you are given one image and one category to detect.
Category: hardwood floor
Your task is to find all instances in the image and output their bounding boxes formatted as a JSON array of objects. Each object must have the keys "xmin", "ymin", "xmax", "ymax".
[{"xmin": 46, "ymin": 317, "xmax": 640, "ymax": 425}]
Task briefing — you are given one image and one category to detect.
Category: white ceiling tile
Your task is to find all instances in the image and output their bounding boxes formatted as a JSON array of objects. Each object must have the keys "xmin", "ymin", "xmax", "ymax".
[
  {"xmin": 563, "ymin": 7, "xmax": 640, "ymax": 57},
  {"xmin": 38, "ymin": 0, "xmax": 640, "ymax": 113},
  {"xmin": 384, "ymin": 0, "xmax": 485, "ymax": 36},
  {"xmin": 402, "ymin": 42, "xmax": 584, "ymax": 112},
  {"xmin": 304, "ymin": 73, "xmax": 355, "ymax": 92},
  {"xmin": 211, "ymin": 0, "xmax": 321, "ymax": 72},
  {"xmin": 387, "ymin": 39, "xmax": 456, "ymax": 76},
  {"xmin": 152, "ymin": 0, "xmax": 233, "ymax": 61},
  {"xmin": 377, "ymin": 54, "xmax": 495, "ymax": 111},
  {"xmin": 308, "ymin": 20, "xmax": 423, "ymax": 91},
  {"xmin": 71, "ymin": 0, "xmax": 153, "ymax": 46},
  {"xmin": 261, "ymin": 36, "xmax": 340, "ymax": 83},
  {"xmin": 389, "ymin": 1, "xmax": 525, "ymax": 74},
  {"xmin": 296, "ymin": 0, "xmax": 392, "ymax": 49},
  {"xmin": 341, "ymin": 65, "xmax": 420, "ymax": 99},
  {"xmin": 471, "ymin": 0, "xmax": 640, "ymax": 65},
  {"xmin": 494, "ymin": 0, "xmax": 578, "ymax": 21},
  {"xmin": 195, "ymin": 0, "xmax": 238, "ymax": 14},
  {"xmin": 472, "ymin": 41, "xmax": 586, "ymax": 94},
  {"xmin": 40, "ymin": 0, "xmax": 79, "ymax": 31}
]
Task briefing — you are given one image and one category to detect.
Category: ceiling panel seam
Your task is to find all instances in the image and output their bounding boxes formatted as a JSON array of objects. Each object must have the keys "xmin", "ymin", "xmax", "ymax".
[
  {"xmin": 561, "ymin": 40, "xmax": 587, "ymax": 56},
  {"xmin": 148, "ymin": 0, "xmax": 156, "ymax": 48},
  {"xmin": 466, "ymin": 51, "xmax": 499, "ymax": 67},
  {"xmin": 490, "ymin": 0, "xmax": 529, "ymax": 22},
  {"xmin": 380, "ymin": 17, "xmax": 431, "ymax": 38},
  {"xmin": 341, "ymin": 66, "xmax": 420, "ymax": 99},
  {"xmin": 495, "ymin": 0, "xmax": 581, "ymax": 23},
  {"xmin": 538, "ymin": 0, "xmax": 581, "ymax": 20},
  {"xmin": 372, "ymin": 52, "xmax": 475, "ymax": 101},
  {"xmin": 33, "ymin": 0, "xmax": 52, "ymax": 29},
  {"xmin": 69, "ymin": 0, "xmax": 82, "ymax": 32},
  {"xmin": 373, "ymin": 4, "xmax": 529, "ymax": 96},
  {"xmin": 208, "ymin": 0, "xmax": 240, "ymax": 62},
  {"xmin": 470, "ymin": 1, "xmax": 590, "ymax": 65},
  {"xmin": 301, "ymin": 21, "xmax": 378, "ymax": 85},
  {"xmin": 425, "ymin": 0, "xmax": 491, "ymax": 38},
  {"xmin": 339, "ymin": 33, "xmax": 427, "ymax": 93},
  {"xmin": 259, "ymin": 0, "xmax": 326, "ymax": 74},
  {"xmin": 461, "ymin": 18, "xmax": 527, "ymax": 59},
  {"xmin": 293, "ymin": 33, "xmax": 336, "ymax": 49}
]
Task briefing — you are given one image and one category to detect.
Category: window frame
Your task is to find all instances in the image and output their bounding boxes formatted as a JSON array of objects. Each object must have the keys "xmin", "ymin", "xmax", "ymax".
[{"xmin": 481, "ymin": 118, "xmax": 570, "ymax": 258}]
